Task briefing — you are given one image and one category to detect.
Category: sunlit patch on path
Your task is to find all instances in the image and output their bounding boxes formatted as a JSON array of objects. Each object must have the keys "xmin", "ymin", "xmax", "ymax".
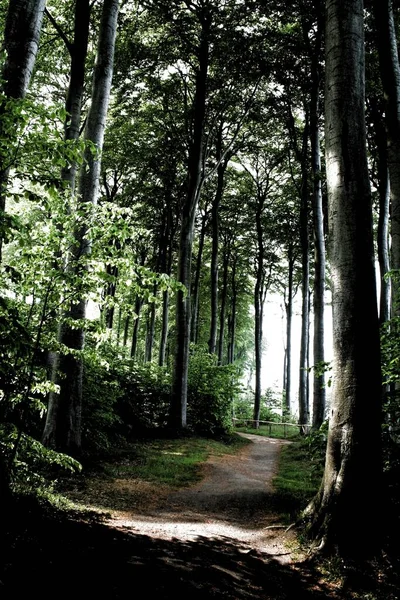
[{"xmin": 105, "ymin": 434, "xmax": 298, "ymax": 564}]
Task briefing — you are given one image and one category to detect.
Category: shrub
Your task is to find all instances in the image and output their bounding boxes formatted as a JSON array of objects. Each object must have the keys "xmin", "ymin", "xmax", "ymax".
[{"xmin": 187, "ymin": 347, "xmax": 241, "ymax": 436}]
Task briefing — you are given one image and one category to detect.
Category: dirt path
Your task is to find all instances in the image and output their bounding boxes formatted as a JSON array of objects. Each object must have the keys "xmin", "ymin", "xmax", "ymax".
[
  {"xmin": 106, "ymin": 434, "xmax": 299, "ymax": 564},
  {"xmin": 3, "ymin": 434, "xmax": 346, "ymax": 599}
]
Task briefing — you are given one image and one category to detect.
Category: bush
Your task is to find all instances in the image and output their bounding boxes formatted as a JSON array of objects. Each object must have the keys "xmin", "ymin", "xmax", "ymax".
[
  {"xmin": 187, "ymin": 347, "xmax": 241, "ymax": 436},
  {"xmin": 233, "ymin": 388, "xmax": 282, "ymax": 423},
  {"xmin": 82, "ymin": 341, "xmax": 171, "ymax": 449}
]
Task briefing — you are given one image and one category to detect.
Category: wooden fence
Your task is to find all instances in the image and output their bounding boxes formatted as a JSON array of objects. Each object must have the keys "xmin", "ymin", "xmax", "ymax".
[{"xmin": 232, "ymin": 418, "xmax": 311, "ymax": 438}]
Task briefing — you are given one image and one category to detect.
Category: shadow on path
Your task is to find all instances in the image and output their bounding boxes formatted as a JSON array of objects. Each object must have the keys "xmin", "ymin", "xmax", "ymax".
[{"xmin": 1, "ymin": 506, "xmax": 338, "ymax": 599}]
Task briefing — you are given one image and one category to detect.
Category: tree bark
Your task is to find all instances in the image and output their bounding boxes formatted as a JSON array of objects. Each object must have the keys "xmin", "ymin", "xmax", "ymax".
[
  {"xmin": 373, "ymin": 0, "xmax": 400, "ymax": 299},
  {"xmin": 298, "ymin": 125, "xmax": 310, "ymax": 427},
  {"xmin": 310, "ymin": 12, "xmax": 326, "ymax": 429},
  {"xmin": 227, "ymin": 255, "xmax": 237, "ymax": 365},
  {"xmin": 59, "ymin": 0, "xmax": 90, "ymax": 192},
  {"xmin": 209, "ymin": 129, "xmax": 227, "ymax": 355},
  {"xmin": 190, "ymin": 209, "xmax": 208, "ymax": 344},
  {"xmin": 369, "ymin": 98, "xmax": 391, "ymax": 325},
  {"xmin": 306, "ymin": 0, "xmax": 382, "ymax": 557},
  {"xmin": 0, "ymin": 0, "xmax": 46, "ymax": 260},
  {"xmin": 131, "ymin": 296, "xmax": 142, "ymax": 359},
  {"xmin": 217, "ymin": 245, "xmax": 230, "ymax": 365},
  {"xmin": 253, "ymin": 191, "xmax": 267, "ymax": 428},
  {"xmin": 283, "ymin": 244, "xmax": 295, "ymax": 416},
  {"xmin": 169, "ymin": 8, "xmax": 210, "ymax": 430},
  {"xmin": 42, "ymin": 0, "xmax": 119, "ymax": 454},
  {"xmin": 145, "ymin": 295, "xmax": 157, "ymax": 362}
]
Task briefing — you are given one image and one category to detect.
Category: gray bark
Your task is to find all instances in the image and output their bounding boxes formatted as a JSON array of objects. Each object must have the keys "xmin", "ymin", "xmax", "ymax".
[
  {"xmin": 283, "ymin": 244, "xmax": 295, "ymax": 415},
  {"xmin": 298, "ymin": 127, "xmax": 310, "ymax": 427},
  {"xmin": 306, "ymin": 0, "xmax": 382, "ymax": 557},
  {"xmin": 0, "ymin": 0, "xmax": 46, "ymax": 260},
  {"xmin": 190, "ymin": 209, "xmax": 208, "ymax": 344},
  {"xmin": 169, "ymin": 8, "xmax": 210, "ymax": 430},
  {"xmin": 310, "ymin": 16, "xmax": 326, "ymax": 430},
  {"xmin": 42, "ymin": 0, "xmax": 119, "ymax": 454},
  {"xmin": 227, "ymin": 255, "xmax": 237, "ymax": 365},
  {"xmin": 209, "ymin": 130, "xmax": 227, "ymax": 355},
  {"xmin": 373, "ymin": 0, "xmax": 400, "ymax": 295}
]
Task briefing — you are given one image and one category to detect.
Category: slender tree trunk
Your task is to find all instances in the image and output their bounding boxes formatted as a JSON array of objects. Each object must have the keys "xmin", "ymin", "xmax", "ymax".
[
  {"xmin": 310, "ymin": 20, "xmax": 326, "ymax": 430},
  {"xmin": 59, "ymin": 0, "xmax": 90, "ymax": 192},
  {"xmin": 42, "ymin": 0, "xmax": 119, "ymax": 454},
  {"xmin": 190, "ymin": 210, "xmax": 208, "ymax": 343},
  {"xmin": 217, "ymin": 248, "xmax": 229, "ymax": 365},
  {"xmin": 227, "ymin": 256, "xmax": 237, "ymax": 364},
  {"xmin": 253, "ymin": 279, "xmax": 263, "ymax": 427},
  {"xmin": 306, "ymin": 0, "xmax": 382, "ymax": 557},
  {"xmin": 373, "ymin": 0, "xmax": 400, "ymax": 301},
  {"xmin": 0, "ymin": 0, "xmax": 46, "ymax": 260},
  {"xmin": 123, "ymin": 314, "xmax": 131, "ymax": 347},
  {"xmin": 170, "ymin": 10, "xmax": 210, "ymax": 430},
  {"xmin": 145, "ymin": 295, "xmax": 157, "ymax": 362},
  {"xmin": 159, "ymin": 289, "xmax": 169, "ymax": 366},
  {"xmin": 298, "ymin": 138, "xmax": 310, "ymax": 427},
  {"xmin": 253, "ymin": 193, "xmax": 266, "ymax": 428},
  {"xmin": 131, "ymin": 296, "xmax": 142, "ymax": 359},
  {"xmin": 369, "ymin": 98, "xmax": 391, "ymax": 325},
  {"xmin": 209, "ymin": 132, "xmax": 227, "ymax": 355},
  {"xmin": 116, "ymin": 306, "xmax": 122, "ymax": 346},
  {"xmin": 284, "ymin": 245, "xmax": 295, "ymax": 416}
]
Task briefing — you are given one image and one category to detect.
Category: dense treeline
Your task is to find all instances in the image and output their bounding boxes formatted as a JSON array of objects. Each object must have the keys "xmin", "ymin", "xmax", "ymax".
[{"xmin": 0, "ymin": 0, "xmax": 400, "ymax": 561}]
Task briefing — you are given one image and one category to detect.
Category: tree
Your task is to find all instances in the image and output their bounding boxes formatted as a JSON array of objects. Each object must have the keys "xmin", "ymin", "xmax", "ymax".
[
  {"xmin": 42, "ymin": 0, "xmax": 120, "ymax": 454},
  {"xmin": 306, "ymin": 0, "xmax": 382, "ymax": 557},
  {"xmin": 0, "ymin": 0, "xmax": 47, "ymax": 260},
  {"xmin": 308, "ymin": 0, "xmax": 326, "ymax": 429},
  {"xmin": 373, "ymin": 0, "xmax": 400, "ymax": 305}
]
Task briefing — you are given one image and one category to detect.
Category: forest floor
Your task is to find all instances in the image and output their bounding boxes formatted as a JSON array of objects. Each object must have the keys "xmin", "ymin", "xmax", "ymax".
[{"xmin": 1, "ymin": 433, "xmax": 397, "ymax": 599}]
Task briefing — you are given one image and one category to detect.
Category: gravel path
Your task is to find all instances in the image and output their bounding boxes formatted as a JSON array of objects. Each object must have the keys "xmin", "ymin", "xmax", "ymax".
[{"xmin": 107, "ymin": 434, "xmax": 298, "ymax": 563}]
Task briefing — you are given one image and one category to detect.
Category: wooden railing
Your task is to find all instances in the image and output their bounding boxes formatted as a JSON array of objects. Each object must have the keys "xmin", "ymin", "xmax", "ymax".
[{"xmin": 232, "ymin": 418, "xmax": 311, "ymax": 438}]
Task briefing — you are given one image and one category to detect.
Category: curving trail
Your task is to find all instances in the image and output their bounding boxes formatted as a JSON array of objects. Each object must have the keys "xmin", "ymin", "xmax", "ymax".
[{"xmin": 107, "ymin": 434, "xmax": 297, "ymax": 563}]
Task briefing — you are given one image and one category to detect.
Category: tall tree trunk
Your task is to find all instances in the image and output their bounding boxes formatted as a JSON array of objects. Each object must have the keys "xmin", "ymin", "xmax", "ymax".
[
  {"xmin": 253, "ymin": 193, "xmax": 266, "ymax": 428},
  {"xmin": 284, "ymin": 244, "xmax": 295, "ymax": 416},
  {"xmin": 253, "ymin": 278, "xmax": 264, "ymax": 427},
  {"xmin": 227, "ymin": 256, "xmax": 237, "ymax": 365},
  {"xmin": 159, "ymin": 289, "xmax": 169, "ymax": 366},
  {"xmin": 298, "ymin": 131, "xmax": 310, "ymax": 427},
  {"xmin": 209, "ymin": 130, "xmax": 227, "ymax": 355},
  {"xmin": 123, "ymin": 314, "xmax": 131, "ymax": 347},
  {"xmin": 0, "ymin": 0, "xmax": 46, "ymax": 260},
  {"xmin": 42, "ymin": 0, "xmax": 119, "ymax": 454},
  {"xmin": 145, "ymin": 294, "xmax": 157, "ymax": 362},
  {"xmin": 59, "ymin": 0, "xmax": 90, "ymax": 192},
  {"xmin": 373, "ymin": 0, "xmax": 400, "ymax": 304},
  {"xmin": 306, "ymin": 0, "xmax": 382, "ymax": 557},
  {"xmin": 190, "ymin": 209, "xmax": 208, "ymax": 343},
  {"xmin": 310, "ymin": 15, "xmax": 326, "ymax": 430},
  {"xmin": 45, "ymin": 0, "xmax": 91, "ymax": 382},
  {"xmin": 131, "ymin": 296, "xmax": 142, "ymax": 359},
  {"xmin": 369, "ymin": 98, "xmax": 391, "ymax": 325},
  {"xmin": 217, "ymin": 247, "xmax": 229, "ymax": 365},
  {"xmin": 169, "ymin": 10, "xmax": 210, "ymax": 430}
]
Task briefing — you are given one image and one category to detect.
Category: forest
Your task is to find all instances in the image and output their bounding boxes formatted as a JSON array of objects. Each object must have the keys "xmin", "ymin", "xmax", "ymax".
[{"xmin": 1, "ymin": 0, "xmax": 400, "ymax": 595}]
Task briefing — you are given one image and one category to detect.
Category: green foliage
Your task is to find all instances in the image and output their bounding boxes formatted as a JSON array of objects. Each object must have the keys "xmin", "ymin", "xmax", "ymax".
[
  {"xmin": 233, "ymin": 388, "xmax": 282, "ymax": 422},
  {"xmin": 274, "ymin": 440, "xmax": 324, "ymax": 521},
  {"xmin": 0, "ymin": 424, "xmax": 81, "ymax": 493},
  {"xmin": 187, "ymin": 347, "xmax": 241, "ymax": 436},
  {"xmin": 81, "ymin": 340, "xmax": 171, "ymax": 448},
  {"xmin": 300, "ymin": 420, "xmax": 328, "ymax": 476}
]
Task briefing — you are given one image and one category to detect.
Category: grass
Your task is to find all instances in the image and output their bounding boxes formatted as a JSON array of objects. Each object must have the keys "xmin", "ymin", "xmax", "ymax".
[
  {"xmin": 235, "ymin": 423, "xmax": 302, "ymax": 440},
  {"xmin": 272, "ymin": 443, "xmax": 322, "ymax": 521},
  {"xmin": 101, "ymin": 433, "xmax": 251, "ymax": 488}
]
